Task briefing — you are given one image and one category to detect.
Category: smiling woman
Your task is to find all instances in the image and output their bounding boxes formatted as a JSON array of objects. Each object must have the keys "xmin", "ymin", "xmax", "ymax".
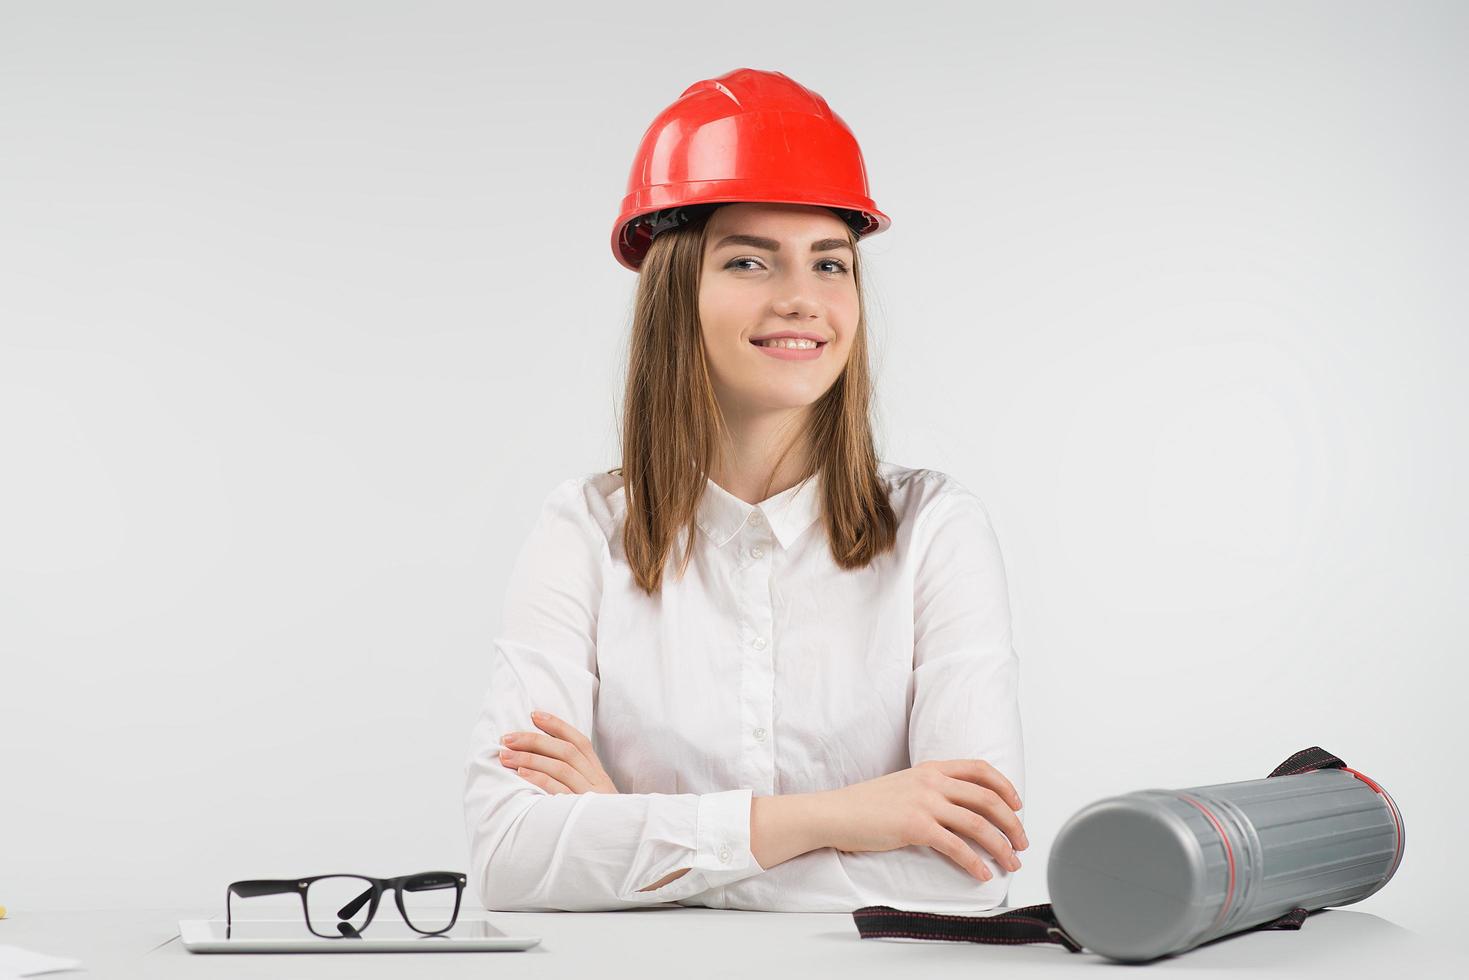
[
  {"xmin": 610, "ymin": 197, "xmax": 896, "ymax": 597},
  {"xmin": 463, "ymin": 67, "xmax": 1027, "ymax": 915}
]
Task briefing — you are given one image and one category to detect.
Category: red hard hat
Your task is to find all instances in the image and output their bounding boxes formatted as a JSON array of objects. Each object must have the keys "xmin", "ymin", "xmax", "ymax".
[{"xmin": 611, "ymin": 68, "xmax": 892, "ymax": 272}]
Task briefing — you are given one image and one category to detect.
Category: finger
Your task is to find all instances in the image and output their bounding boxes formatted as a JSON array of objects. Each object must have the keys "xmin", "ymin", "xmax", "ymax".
[
  {"xmin": 531, "ymin": 711, "xmax": 606, "ymax": 774},
  {"xmin": 514, "ymin": 766, "xmax": 572, "ymax": 795},
  {"xmin": 943, "ymin": 778, "xmax": 1030, "ymax": 852},
  {"xmin": 925, "ymin": 824, "xmax": 993, "ymax": 882},
  {"xmin": 499, "ymin": 731, "xmax": 602, "ymax": 793},
  {"xmin": 938, "ymin": 802, "xmax": 1022, "ymax": 872},
  {"xmin": 933, "ymin": 758, "xmax": 1023, "ymax": 811},
  {"xmin": 531, "ymin": 711, "xmax": 614, "ymax": 787},
  {"xmin": 499, "ymin": 749, "xmax": 593, "ymax": 793},
  {"xmin": 502, "ymin": 729, "xmax": 593, "ymax": 777}
]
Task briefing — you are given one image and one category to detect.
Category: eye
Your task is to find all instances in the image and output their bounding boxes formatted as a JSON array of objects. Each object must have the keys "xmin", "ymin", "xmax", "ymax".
[{"xmin": 724, "ymin": 257, "xmax": 849, "ymax": 275}]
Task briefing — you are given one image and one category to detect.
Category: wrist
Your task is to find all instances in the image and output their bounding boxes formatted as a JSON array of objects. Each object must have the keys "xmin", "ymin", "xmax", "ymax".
[
  {"xmin": 806, "ymin": 787, "xmax": 844, "ymax": 851},
  {"xmin": 750, "ymin": 791, "xmax": 831, "ymax": 870},
  {"xmin": 802, "ymin": 788, "xmax": 836, "ymax": 851}
]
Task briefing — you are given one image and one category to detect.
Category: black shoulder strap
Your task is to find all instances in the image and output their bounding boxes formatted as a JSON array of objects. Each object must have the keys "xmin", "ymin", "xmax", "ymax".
[
  {"xmin": 852, "ymin": 901, "xmax": 1086, "ymax": 951},
  {"xmin": 852, "ymin": 745, "xmax": 1346, "ymax": 952}
]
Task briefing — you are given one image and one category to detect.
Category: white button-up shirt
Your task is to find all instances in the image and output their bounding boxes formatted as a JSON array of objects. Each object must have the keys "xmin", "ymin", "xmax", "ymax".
[{"xmin": 463, "ymin": 460, "xmax": 1025, "ymax": 912}]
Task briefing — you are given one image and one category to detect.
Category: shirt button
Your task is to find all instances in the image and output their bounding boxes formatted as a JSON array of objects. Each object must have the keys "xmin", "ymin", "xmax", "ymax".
[
  {"xmin": 718, "ymin": 844, "xmax": 732, "ymax": 863},
  {"xmin": 750, "ymin": 546, "xmax": 764, "ymax": 559},
  {"xmin": 749, "ymin": 512, "xmax": 763, "ymax": 525},
  {"xmin": 753, "ymin": 727, "xmax": 767, "ymax": 742},
  {"xmin": 753, "ymin": 636, "xmax": 767, "ymax": 649}
]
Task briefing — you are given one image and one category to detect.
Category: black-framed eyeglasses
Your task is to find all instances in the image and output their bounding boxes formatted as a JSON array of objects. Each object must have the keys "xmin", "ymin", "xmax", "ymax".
[{"xmin": 226, "ymin": 872, "xmax": 466, "ymax": 939}]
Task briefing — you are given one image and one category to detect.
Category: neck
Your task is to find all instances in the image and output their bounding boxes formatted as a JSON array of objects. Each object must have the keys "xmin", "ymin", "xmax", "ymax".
[{"xmin": 707, "ymin": 405, "xmax": 814, "ymax": 505}]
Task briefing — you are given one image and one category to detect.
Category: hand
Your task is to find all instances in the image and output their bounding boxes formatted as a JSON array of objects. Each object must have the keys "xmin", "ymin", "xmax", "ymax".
[
  {"xmin": 497, "ymin": 710, "xmax": 621, "ymax": 795},
  {"xmin": 820, "ymin": 759, "xmax": 1027, "ymax": 882}
]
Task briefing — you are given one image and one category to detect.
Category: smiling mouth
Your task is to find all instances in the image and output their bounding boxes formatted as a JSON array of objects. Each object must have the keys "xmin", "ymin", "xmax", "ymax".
[{"xmin": 749, "ymin": 339, "xmax": 827, "ymax": 349}]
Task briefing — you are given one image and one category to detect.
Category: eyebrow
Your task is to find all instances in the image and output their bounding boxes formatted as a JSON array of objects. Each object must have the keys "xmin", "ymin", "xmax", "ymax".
[{"xmin": 712, "ymin": 233, "xmax": 853, "ymax": 254}]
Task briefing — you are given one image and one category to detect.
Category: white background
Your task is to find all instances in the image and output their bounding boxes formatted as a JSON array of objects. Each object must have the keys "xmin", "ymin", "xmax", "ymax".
[{"xmin": 1, "ymin": 0, "xmax": 1462, "ymax": 938}]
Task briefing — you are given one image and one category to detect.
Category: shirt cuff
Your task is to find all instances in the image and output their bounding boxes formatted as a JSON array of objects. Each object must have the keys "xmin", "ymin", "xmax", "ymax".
[
  {"xmin": 691, "ymin": 787, "xmax": 758, "ymax": 875},
  {"xmin": 615, "ymin": 787, "xmax": 764, "ymax": 903}
]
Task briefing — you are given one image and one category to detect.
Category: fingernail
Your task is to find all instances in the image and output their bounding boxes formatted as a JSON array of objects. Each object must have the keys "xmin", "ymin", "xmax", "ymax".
[
  {"xmin": 531, "ymin": 711, "xmax": 545, "ymax": 720},
  {"xmin": 1012, "ymin": 855, "xmax": 1022, "ymax": 871}
]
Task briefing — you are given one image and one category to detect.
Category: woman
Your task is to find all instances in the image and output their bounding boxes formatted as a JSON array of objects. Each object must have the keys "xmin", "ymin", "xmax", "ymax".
[{"xmin": 463, "ymin": 68, "xmax": 1027, "ymax": 913}]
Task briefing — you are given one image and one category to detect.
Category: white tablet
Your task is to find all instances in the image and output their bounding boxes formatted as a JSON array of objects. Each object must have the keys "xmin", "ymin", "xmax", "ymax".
[{"xmin": 179, "ymin": 917, "xmax": 540, "ymax": 953}]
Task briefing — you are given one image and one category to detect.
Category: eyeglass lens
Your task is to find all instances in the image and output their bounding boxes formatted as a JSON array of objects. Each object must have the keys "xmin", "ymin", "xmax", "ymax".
[
  {"xmin": 304, "ymin": 875, "xmax": 377, "ymax": 937},
  {"xmin": 399, "ymin": 872, "xmax": 462, "ymax": 933}
]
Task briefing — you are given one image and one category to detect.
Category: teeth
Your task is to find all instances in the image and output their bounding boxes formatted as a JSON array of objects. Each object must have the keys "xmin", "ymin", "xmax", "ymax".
[{"xmin": 755, "ymin": 338, "xmax": 819, "ymax": 349}]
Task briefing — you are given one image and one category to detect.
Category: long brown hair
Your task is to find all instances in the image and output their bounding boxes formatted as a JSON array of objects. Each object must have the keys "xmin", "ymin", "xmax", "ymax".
[{"xmin": 610, "ymin": 205, "xmax": 897, "ymax": 596}]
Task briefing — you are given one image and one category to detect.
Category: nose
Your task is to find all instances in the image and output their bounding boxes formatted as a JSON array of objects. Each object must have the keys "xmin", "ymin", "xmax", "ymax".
[{"xmin": 772, "ymin": 295, "xmax": 819, "ymax": 321}]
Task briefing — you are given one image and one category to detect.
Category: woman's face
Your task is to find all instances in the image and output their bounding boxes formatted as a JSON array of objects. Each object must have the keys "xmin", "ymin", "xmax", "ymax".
[{"xmin": 698, "ymin": 203, "xmax": 859, "ymax": 420}]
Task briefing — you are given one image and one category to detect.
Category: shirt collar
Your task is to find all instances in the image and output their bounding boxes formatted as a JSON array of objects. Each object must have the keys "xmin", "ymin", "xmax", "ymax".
[{"xmin": 695, "ymin": 470, "xmax": 823, "ymax": 551}]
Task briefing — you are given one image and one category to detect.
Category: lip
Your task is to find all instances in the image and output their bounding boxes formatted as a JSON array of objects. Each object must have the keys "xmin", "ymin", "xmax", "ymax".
[
  {"xmin": 750, "ymin": 330, "xmax": 828, "ymax": 344},
  {"xmin": 751, "ymin": 337, "xmax": 826, "ymax": 361}
]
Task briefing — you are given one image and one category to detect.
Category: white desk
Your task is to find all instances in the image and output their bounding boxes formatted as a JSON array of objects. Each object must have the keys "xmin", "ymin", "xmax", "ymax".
[{"xmin": 1, "ymin": 906, "xmax": 1462, "ymax": 979}]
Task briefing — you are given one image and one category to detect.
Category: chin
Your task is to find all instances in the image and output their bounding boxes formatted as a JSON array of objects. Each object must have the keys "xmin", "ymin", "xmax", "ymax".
[{"xmin": 744, "ymin": 387, "xmax": 829, "ymax": 411}]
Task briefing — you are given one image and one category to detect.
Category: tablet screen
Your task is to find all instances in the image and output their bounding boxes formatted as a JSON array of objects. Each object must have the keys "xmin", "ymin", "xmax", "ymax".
[{"xmin": 200, "ymin": 918, "xmax": 509, "ymax": 942}]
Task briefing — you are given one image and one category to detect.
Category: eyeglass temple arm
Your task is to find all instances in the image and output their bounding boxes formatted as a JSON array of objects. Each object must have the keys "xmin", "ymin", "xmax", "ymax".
[
  {"xmin": 337, "ymin": 886, "xmax": 375, "ymax": 922},
  {"xmin": 229, "ymin": 879, "xmax": 303, "ymax": 899},
  {"xmin": 227, "ymin": 879, "xmax": 304, "ymax": 931}
]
